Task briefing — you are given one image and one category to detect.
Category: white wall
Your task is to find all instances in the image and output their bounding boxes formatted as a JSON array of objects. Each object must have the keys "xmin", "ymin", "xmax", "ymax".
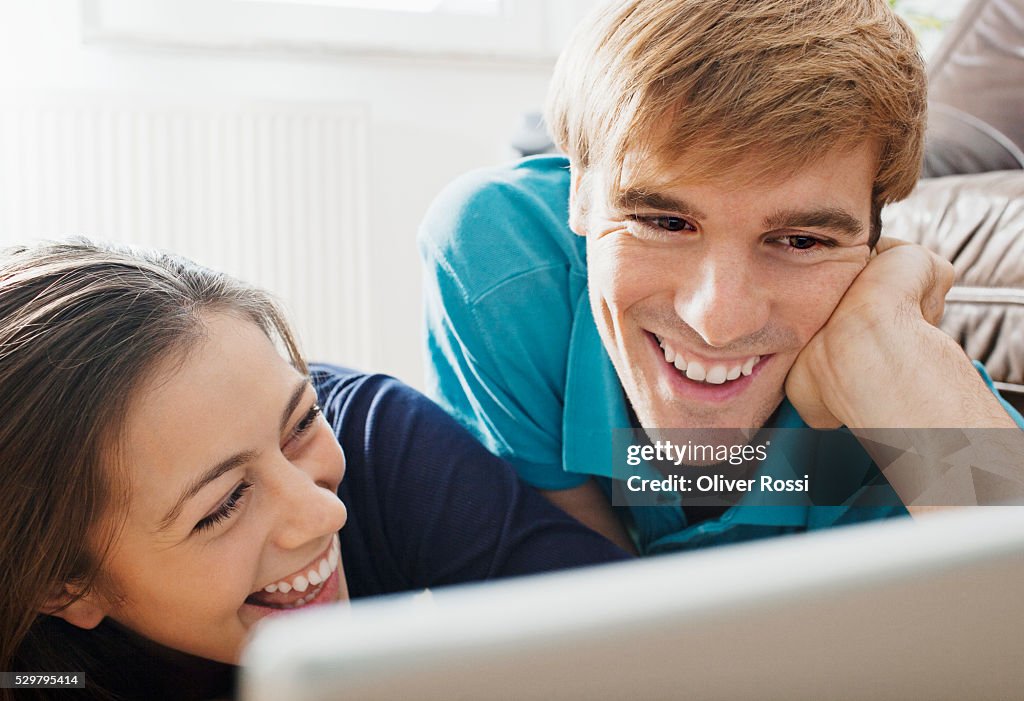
[
  {"xmin": 0, "ymin": 0, "xmax": 966, "ymax": 387},
  {"xmin": 0, "ymin": 0, "xmax": 559, "ymax": 388}
]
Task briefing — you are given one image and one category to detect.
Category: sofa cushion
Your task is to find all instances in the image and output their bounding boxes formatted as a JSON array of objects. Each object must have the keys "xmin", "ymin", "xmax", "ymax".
[
  {"xmin": 928, "ymin": 0, "xmax": 1024, "ymax": 155},
  {"xmin": 882, "ymin": 171, "xmax": 1024, "ymax": 413},
  {"xmin": 922, "ymin": 102, "xmax": 1024, "ymax": 178}
]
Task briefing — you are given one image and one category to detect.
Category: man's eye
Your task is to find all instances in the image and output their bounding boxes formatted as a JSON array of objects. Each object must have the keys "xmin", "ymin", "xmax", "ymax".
[
  {"xmin": 787, "ymin": 235, "xmax": 820, "ymax": 250},
  {"xmin": 771, "ymin": 234, "xmax": 837, "ymax": 256},
  {"xmin": 653, "ymin": 216, "xmax": 693, "ymax": 232},
  {"xmin": 624, "ymin": 214, "xmax": 697, "ymax": 236}
]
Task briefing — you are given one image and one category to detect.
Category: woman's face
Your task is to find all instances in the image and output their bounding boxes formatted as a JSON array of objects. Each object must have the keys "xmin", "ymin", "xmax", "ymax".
[{"xmin": 90, "ymin": 312, "xmax": 349, "ymax": 664}]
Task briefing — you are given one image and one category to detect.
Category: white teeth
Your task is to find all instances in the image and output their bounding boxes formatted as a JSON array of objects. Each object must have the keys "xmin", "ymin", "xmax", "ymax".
[
  {"xmin": 274, "ymin": 581, "xmax": 327, "ymax": 609},
  {"xmin": 261, "ymin": 534, "xmax": 342, "ymax": 599},
  {"xmin": 658, "ymin": 336, "xmax": 677, "ymax": 364},
  {"xmin": 296, "ymin": 583, "xmax": 324, "ymax": 606},
  {"xmin": 685, "ymin": 361, "xmax": 707, "ymax": 382},
  {"xmin": 705, "ymin": 365, "xmax": 728, "ymax": 384},
  {"xmin": 658, "ymin": 335, "xmax": 760, "ymax": 385}
]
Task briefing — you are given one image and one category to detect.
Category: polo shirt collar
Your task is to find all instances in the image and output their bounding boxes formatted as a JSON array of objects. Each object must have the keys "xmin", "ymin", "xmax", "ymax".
[{"xmin": 562, "ymin": 288, "xmax": 813, "ymax": 528}]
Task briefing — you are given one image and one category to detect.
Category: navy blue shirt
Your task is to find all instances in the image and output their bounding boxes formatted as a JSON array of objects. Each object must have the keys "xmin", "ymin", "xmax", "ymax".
[
  {"xmin": 313, "ymin": 364, "xmax": 630, "ymax": 599},
  {"xmin": 32, "ymin": 365, "xmax": 628, "ymax": 701}
]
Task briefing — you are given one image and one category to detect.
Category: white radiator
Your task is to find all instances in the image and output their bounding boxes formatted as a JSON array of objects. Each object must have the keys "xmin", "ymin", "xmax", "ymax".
[{"xmin": 0, "ymin": 97, "xmax": 371, "ymax": 367}]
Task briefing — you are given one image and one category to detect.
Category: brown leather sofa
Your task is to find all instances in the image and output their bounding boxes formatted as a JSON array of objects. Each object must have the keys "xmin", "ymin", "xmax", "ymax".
[
  {"xmin": 884, "ymin": 0, "xmax": 1024, "ymax": 414},
  {"xmin": 883, "ymin": 172, "xmax": 1024, "ymax": 414},
  {"xmin": 921, "ymin": 0, "xmax": 1024, "ymax": 177}
]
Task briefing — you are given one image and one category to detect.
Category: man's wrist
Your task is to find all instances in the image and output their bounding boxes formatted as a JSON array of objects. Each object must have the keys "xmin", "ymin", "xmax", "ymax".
[{"xmin": 827, "ymin": 320, "xmax": 1015, "ymax": 429}]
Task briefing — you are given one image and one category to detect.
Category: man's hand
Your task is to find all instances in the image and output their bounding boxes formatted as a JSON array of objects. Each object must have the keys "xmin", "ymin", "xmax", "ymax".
[
  {"xmin": 785, "ymin": 237, "xmax": 1010, "ymax": 430},
  {"xmin": 785, "ymin": 238, "xmax": 1024, "ymax": 513}
]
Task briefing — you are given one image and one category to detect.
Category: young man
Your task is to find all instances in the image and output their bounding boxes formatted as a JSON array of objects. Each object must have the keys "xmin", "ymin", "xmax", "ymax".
[{"xmin": 419, "ymin": 0, "xmax": 1024, "ymax": 554}]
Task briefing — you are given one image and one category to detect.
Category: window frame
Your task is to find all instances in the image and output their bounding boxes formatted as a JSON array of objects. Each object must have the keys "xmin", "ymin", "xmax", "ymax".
[{"xmin": 81, "ymin": 0, "xmax": 597, "ymax": 61}]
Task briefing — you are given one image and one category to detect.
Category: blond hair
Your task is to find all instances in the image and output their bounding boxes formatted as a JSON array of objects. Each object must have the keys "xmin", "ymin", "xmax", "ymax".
[{"xmin": 546, "ymin": 0, "xmax": 927, "ymax": 242}]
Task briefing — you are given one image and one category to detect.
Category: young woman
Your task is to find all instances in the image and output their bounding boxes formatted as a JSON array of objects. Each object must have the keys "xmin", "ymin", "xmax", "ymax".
[{"xmin": 0, "ymin": 239, "xmax": 629, "ymax": 701}]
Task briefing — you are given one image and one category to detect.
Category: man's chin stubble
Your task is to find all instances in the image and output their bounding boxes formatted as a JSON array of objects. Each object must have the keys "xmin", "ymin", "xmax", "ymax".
[{"xmin": 634, "ymin": 393, "xmax": 783, "ymax": 430}]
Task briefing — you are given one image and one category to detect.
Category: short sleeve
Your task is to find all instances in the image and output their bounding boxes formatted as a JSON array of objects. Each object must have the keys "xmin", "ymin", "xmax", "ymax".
[{"xmin": 418, "ymin": 158, "xmax": 590, "ymax": 490}]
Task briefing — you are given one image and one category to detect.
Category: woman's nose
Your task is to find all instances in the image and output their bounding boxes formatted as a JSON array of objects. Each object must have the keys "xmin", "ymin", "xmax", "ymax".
[{"xmin": 268, "ymin": 460, "xmax": 348, "ymax": 551}]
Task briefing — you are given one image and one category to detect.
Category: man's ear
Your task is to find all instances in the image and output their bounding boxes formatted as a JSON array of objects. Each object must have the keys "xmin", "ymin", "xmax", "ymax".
[
  {"xmin": 39, "ymin": 585, "xmax": 109, "ymax": 630},
  {"xmin": 568, "ymin": 166, "xmax": 589, "ymax": 237}
]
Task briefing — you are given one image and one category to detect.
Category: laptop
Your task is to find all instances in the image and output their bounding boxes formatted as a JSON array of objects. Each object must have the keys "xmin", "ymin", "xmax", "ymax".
[{"xmin": 240, "ymin": 507, "xmax": 1024, "ymax": 700}]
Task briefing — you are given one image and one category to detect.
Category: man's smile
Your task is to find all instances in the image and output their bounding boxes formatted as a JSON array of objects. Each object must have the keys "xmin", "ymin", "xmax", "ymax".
[
  {"xmin": 653, "ymin": 333, "xmax": 764, "ymax": 384},
  {"xmin": 646, "ymin": 331, "xmax": 773, "ymax": 406}
]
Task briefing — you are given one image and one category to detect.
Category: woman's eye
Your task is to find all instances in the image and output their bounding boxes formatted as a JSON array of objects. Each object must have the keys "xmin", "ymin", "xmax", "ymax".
[
  {"xmin": 293, "ymin": 404, "xmax": 322, "ymax": 437},
  {"xmin": 193, "ymin": 481, "xmax": 252, "ymax": 534},
  {"xmin": 282, "ymin": 403, "xmax": 322, "ymax": 453}
]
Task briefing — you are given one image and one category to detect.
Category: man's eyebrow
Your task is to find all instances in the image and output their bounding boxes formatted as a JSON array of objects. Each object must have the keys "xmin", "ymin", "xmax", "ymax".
[
  {"xmin": 763, "ymin": 206, "xmax": 865, "ymax": 241},
  {"xmin": 612, "ymin": 188, "xmax": 708, "ymax": 219},
  {"xmin": 157, "ymin": 378, "xmax": 311, "ymax": 532}
]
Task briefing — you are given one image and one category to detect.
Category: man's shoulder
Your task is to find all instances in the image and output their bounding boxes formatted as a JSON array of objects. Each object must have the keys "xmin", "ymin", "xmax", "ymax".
[
  {"xmin": 418, "ymin": 155, "xmax": 583, "ymax": 302},
  {"xmin": 421, "ymin": 155, "xmax": 572, "ymax": 229}
]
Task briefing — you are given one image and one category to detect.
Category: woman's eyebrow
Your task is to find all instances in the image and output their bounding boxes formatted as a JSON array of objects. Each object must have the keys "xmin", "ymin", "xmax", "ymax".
[
  {"xmin": 156, "ymin": 378, "xmax": 311, "ymax": 532},
  {"xmin": 157, "ymin": 451, "xmax": 258, "ymax": 533},
  {"xmin": 278, "ymin": 378, "xmax": 312, "ymax": 433}
]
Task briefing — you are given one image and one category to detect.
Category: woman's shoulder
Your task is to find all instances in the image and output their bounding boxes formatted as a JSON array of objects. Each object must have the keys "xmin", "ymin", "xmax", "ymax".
[
  {"xmin": 309, "ymin": 363, "xmax": 423, "ymax": 414},
  {"xmin": 309, "ymin": 363, "xmax": 453, "ymax": 446},
  {"xmin": 309, "ymin": 362, "xmax": 496, "ymax": 483}
]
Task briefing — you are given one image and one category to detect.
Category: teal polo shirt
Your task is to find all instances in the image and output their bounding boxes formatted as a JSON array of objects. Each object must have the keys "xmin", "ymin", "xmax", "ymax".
[{"xmin": 419, "ymin": 155, "xmax": 1024, "ymax": 555}]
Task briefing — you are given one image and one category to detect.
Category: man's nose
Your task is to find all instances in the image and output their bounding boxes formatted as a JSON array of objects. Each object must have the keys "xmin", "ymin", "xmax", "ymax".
[
  {"xmin": 674, "ymin": 254, "xmax": 770, "ymax": 348},
  {"xmin": 269, "ymin": 461, "xmax": 349, "ymax": 551}
]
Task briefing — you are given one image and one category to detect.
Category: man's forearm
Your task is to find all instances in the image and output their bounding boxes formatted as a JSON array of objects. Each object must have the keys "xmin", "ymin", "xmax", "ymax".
[
  {"xmin": 832, "ymin": 322, "xmax": 1017, "ymax": 430},
  {"xmin": 828, "ymin": 324, "xmax": 1024, "ymax": 508}
]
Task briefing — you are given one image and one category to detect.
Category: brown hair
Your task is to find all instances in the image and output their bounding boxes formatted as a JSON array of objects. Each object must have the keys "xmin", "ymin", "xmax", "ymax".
[
  {"xmin": 546, "ymin": 0, "xmax": 927, "ymax": 244},
  {"xmin": 0, "ymin": 239, "xmax": 305, "ymax": 700}
]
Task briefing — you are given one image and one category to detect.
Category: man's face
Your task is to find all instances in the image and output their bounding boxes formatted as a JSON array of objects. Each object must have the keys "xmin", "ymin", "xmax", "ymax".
[{"xmin": 574, "ymin": 143, "xmax": 877, "ymax": 430}]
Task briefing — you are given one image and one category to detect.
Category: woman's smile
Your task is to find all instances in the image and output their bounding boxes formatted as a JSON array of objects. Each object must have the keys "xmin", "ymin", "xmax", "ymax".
[{"xmin": 242, "ymin": 533, "xmax": 343, "ymax": 616}]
